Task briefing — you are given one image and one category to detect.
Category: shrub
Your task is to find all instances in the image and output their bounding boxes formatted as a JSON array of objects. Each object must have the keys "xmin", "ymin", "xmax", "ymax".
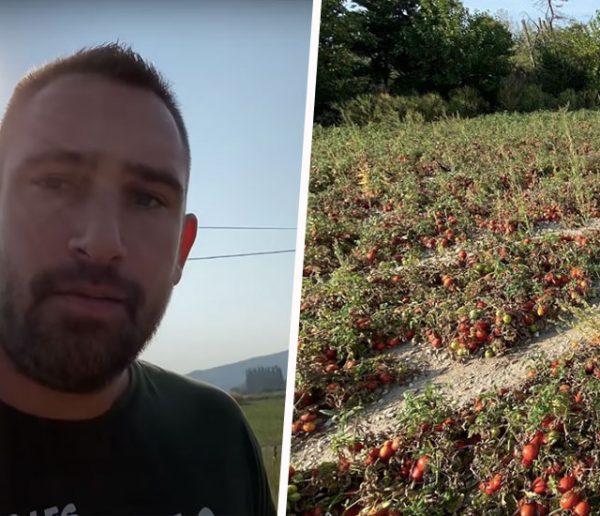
[
  {"xmin": 447, "ymin": 86, "xmax": 488, "ymax": 117},
  {"xmin": 497, "ymin": 72, "xmax": 528, "ymax": 111},
  {"xmin": 412, "ymin": 92, "xmax": 448, "ymax": 121},
  {"xmin": 579, "ymin": 88, "xmax": 600, "ymax": 109},
  {"xmin": 557, "ymin": 89, "xmax": 582, "ymax": 110},
  {"xmin": 337, "ymin": 93, "xmax": 400, "ymax": 126},
  {"xmin": 517, "ymin": 83, "xmax": 557, "ymax": 112},
  {"xmin": 337, "ymin": 92, "xmax": 450, "ymax": 125}
]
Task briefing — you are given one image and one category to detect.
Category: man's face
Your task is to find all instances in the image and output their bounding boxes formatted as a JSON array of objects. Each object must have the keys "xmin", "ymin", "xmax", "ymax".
[{"xmin": 0, "ymin": 73, "xmax": 196, "ymax": 393}]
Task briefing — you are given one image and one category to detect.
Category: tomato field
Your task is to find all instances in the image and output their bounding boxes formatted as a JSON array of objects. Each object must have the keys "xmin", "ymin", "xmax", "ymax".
[{"xmin": 289, "ymin": 111, "xmax": 600, "ymax": 514}]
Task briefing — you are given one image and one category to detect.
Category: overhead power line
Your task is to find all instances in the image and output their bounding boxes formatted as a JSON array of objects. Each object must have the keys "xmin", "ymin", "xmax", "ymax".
[
  {"xmin": 197, "ymin": 225, "xmax": 297, "ymax": 230},
  {"xmin": 188, "ymin": 249, "xmax": 295, "ymax": 261}
]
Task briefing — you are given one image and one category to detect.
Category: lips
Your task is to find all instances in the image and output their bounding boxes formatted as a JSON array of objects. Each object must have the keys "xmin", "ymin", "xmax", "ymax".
[
  {"xmin": 47, "ymin": 283, "xmax": 131, "ymax": 319},
  {"xmin": 53, "ymin": 283, "xmax": 127, "ymax": 302},
  {"xmin": 29, "ymin": 263, "xmax": 144, "ymax": 323}
]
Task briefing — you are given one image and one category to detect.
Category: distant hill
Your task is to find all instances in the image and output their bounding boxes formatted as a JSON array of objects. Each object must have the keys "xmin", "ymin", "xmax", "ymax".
[{"xmin": 186, "ymin": 350, "xmax": 288, "ymax": 392}]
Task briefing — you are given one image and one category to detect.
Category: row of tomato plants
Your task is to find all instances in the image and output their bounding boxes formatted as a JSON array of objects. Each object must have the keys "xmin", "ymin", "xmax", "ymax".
[
  {"xmin": 296, "ymin": 114, "xmax": 600, "ymax": 437},
  {"xmin": 306, "ymin": 114, "xmax": 600, "ymax": 278},
  {"xmin": 293, "ymin": 229, "xmax": 600, "ymax": 435},
  {"xmin": 289, "ymin": 344, "xmax": 600, "ymax": 515}
]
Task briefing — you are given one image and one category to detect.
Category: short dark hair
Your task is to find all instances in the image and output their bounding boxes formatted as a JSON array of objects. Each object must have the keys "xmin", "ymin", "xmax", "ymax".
[{"xmin": 0, "ymin": 42, "xmax": 191, "ymax": 177}]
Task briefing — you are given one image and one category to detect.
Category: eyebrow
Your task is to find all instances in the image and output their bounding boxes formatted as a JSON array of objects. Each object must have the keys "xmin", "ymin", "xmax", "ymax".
[
  {"xmin": 122, "ymin": 161, "xmax": 184, "ymax": 200},
  {"xmin": 17, "ymin": 149, "xmax": 184, "ymax": 199},
  {"xmin": 17, "ymin": 149, "xmax": 95, "ymax": 173}
]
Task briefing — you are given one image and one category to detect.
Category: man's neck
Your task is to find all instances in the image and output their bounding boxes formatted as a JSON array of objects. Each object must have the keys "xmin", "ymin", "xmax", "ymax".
[{"xmin": 0, "ymin": 347, "xmax": 131, "ymax": 421}]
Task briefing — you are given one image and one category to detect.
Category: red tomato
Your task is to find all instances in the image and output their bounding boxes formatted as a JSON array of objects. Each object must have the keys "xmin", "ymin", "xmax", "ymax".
[
  {"xmin": 378, "ymin": 372, "xmax": 393, "ymax": 384},
  {"xmin": 558, "ymin": 475, "xmax": 576, "ymax": 494},
  {"xmin": 416, "ymin": 455, "xmax": 430, "ymax": 470},
  {"xmin": 519, "ymin": 503, "xmax": 536, "ymax": 516},
  {"xmin": 530, "ymin": 431, "xmax": 544, "ymax": 447},
  {"xmin": 531, "ymin": 477, "xmax": 546, "ymax": 494},
  {"xmin": 368, "ymin": 447, "xmax": 380, "ymax": 460},
  {"xmin": 348, "ymin": 441, "xmax": 364, "ymax": 453},
  {"xmin": 387, "ymin": 336, "xmax": 401, "ymax": 347},
  {"xmin": 302, "ymin": 422, "xmax": 317, "ymax": 433},
  {"xmin": 573, "ymin": 500, "xmax": 591, "ymax": 516},
  {"xmin": 366, "ymin": 247, "xmax": 378, "ymax": 263},
  {"xmin": 522, "ymin": 443, "xmax": 539, "ymax": 462},
  {"xmin": 489, "ymin": 474, "xmax": 502, "ymax": 491},
  {"xmin": 324, "ymin": 348, "xmax": 337, "ymax": 360},
  {"xmin": 430, "ymin": 337, "xmax": 443, "ymax": 349},
  {"xmin": 560, "ymin": 491, "xmax": 580, "ymax": 510},
  {"xmin": 545, "ymin": 463, "xmax": 563, "ymax": 476},
  {"xmin": 379, "ymin": 445, "xmax": 394, "ymax": 461},
  {"xmin": 410, "ymin": 466, "xmax": 424, "ymax": 482}
]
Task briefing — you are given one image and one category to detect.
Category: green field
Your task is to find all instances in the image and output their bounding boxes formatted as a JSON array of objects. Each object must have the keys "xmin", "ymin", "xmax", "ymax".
[{"xmin": 239, "ymin": 394, "xmax": 286, "ymax": 507}]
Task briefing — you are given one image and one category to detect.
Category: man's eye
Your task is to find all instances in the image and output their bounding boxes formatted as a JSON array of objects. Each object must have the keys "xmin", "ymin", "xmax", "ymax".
[
  {"xmin": 36, "ymin": 176, "xmax": 70, "ymax": 190},
  {"xmin": 133, "ymin": 191, "xmax": 165, "ymax": 209}
]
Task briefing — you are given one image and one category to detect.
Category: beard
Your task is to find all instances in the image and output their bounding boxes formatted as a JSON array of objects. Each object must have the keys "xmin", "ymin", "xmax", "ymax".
[{"xmin": 0, "ymin": 260, "xmax": 171, "ymax": 393}]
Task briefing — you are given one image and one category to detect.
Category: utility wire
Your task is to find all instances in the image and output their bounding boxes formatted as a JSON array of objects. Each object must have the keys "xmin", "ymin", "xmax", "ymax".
[
  {"xmin": 188, "ymin": 249, "xmax": 295, "ymax": 261},
  {"xmin": 197, "ymin": 225, "xmax": 296, "ymax": 230}
]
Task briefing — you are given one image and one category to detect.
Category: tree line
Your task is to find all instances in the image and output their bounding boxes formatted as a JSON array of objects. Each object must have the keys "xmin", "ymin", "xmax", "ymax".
[
  {"xmin": 316, "ymin": 0, "xmax": 600, "ymax": 125},
  {"xmin": 245, "ymin": 366, "xmax": 285, "ymax": 394}
]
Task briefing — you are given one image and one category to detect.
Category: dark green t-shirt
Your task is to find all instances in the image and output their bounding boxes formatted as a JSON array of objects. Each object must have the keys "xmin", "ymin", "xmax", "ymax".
[{"xmin": 0, "ymin": 360, "xmax": 276, "ymax": 516}]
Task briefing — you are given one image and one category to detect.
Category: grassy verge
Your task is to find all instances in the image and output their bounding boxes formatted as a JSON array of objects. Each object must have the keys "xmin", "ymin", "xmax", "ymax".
[{"xmin": 240, "ymin": 394, "xmax": 286, "ymax": 506}]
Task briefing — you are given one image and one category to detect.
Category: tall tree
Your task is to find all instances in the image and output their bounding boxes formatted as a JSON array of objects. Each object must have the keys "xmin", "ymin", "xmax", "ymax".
[
  {"xmin": 314, "ymin": 0, "xmax": 368, "ymax": 124},
  {"xmin": 460, "ymin": 13, "xmax": 514, "ymax": 98},
  {"xmin": 351, "ymin": 0, "xmax": 420, "ymax": 92},
  {"xmin": 534, "ymin": 0, "xmax": 571, "ymax": 30},
  {"xmin": 401, "ymin": 0, "xmax": 468, "ymax": 93}
]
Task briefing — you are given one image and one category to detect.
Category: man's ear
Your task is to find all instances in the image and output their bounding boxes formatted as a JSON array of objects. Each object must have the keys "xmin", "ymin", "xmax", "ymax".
[{"xmin": 173, "ymin": 213, "xmax": 197, "ymax": 285}]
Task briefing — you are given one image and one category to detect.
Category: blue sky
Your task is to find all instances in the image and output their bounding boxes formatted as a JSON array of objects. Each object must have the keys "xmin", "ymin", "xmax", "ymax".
[
  {"xmin": 462, "ymin": 0, "xmax": 597, "ymax": 23},
  {"xmin": 0, "ymin": 1, "xmax": 313, "ymax": 373}
]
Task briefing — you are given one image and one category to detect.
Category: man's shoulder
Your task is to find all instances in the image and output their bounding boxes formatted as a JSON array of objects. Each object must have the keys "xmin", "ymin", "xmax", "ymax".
[
  {"xmin": 134, "ymin": 359, "xmax": 226, "ymax": 394},
  {"xmin": 132, "ymin": 359, "xmax": 245, "ymax": 421},
  {"xmin": 130, "ymin": 361, "xmax": 274, "ymax": 515}
]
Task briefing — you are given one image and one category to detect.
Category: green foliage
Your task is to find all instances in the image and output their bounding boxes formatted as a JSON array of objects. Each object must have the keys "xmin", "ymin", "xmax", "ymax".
[
  {"xmin": 497, "ymin": 72, "xmax": 528, "ymax": 111},
  {"xmin": 315, "ymin": 0, "xmax": 369, "ymax": 124},
  {"xmin": 315, "ymin": 0, "xmax": 514, "ymax": 123},
  {"xmin": 338, "ymin": 89, "xmax": 494, "ymax": 125},
  {"xmin": 400, "ymin": 0, "xmax": 468, "ymax": 93},
  {"xmin": 239, "ymin": 395, "xmax": 285, "ymax": 446},
  {"xmin": 460, "ymin": 13, "xmax": 514, "ymax": 98},
  {"xmin": 516, "ymin": 83, "xmax": 557, "ymax": 112},
  {"xmin": 534, "ymin": 21, "xmax": 600, "ymax": 95},
  {"xmin": 338, "ymin": 92, "xmax": 452, "ymax": 126},
  {"xmin": 401, "ymin": 92, "xmax": 447, "ymax": 121},
  {"xmin": 352, "ymin": 0, "xmax": 420, "ymax": 91},
  {"xmin": 337, "ymin": 93, "xmax": 402, "ymax": 126},
  {"xmin": 239, "ymin": 395, "xmax": 286, "ymax": 506},
  {"xmin": 554, "ymin": 88, "xmax": 600, "ymax": 111},
  {"xmin": 447, "ymin": 86, "xmax": 488, "ymax": 117},
  {"xmin": 315, "ymin": 1, "xmax": 600, "ymax": 125}
]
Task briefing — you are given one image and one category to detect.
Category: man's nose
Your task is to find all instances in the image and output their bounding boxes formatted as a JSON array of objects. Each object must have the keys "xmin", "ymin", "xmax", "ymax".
[{"xmin": 68, "ymin": 194, "xmax": 128, "ymax": 264}]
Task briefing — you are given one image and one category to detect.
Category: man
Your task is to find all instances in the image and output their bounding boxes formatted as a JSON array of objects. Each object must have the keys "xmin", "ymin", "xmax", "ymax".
[{"xmin": 0, "ymin": 44, "xmax": 276, "ymax": 516}]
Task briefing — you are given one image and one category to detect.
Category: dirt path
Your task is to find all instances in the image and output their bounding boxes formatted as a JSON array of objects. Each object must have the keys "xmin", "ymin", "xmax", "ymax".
[
  {"xmin": 390, "ymin": 218, "xmax": 600, "ymax": 272},
  {"xmin": 291, "ymin": 315, "xmax": 596, "ymax": 468},
  {"xmin": 290, "ymin": 219, "xmax": 600, "ymax": 469}
]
